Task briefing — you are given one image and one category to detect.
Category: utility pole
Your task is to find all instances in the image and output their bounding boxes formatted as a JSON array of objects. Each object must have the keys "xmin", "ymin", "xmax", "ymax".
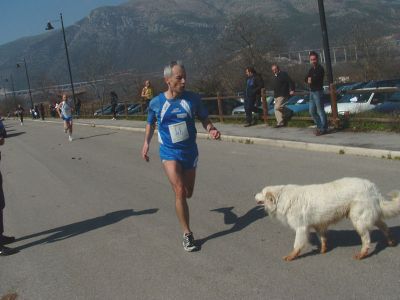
[{"xmin": 317, "ymin": 0, "xmax": 339, "ymax": 127}]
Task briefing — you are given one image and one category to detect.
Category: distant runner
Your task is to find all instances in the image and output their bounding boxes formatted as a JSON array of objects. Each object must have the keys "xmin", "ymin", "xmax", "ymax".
[
  {"xmin": 141, "ymin": 61, "xmax": 221, "ymax": 252},
  {"xmin": 57, "ymin": 94, "xmax": 74, "ymax": 142}
]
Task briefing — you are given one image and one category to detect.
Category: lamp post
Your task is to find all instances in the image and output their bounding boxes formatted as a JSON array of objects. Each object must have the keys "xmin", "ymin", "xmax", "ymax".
[
  {"xmin": 46, "ymin": 13, "xmax": 76, "ymax": 107},
  {"xmin": 317, "ymin": 0, "xmax": 339, "ymax": 127},
  {"xmin": 5, "ymin": 75, "xmax": 17, "ymax": 106},
  {"xmin": 17, "ymin": 58, "xmax": 34, "ymax": 109}
]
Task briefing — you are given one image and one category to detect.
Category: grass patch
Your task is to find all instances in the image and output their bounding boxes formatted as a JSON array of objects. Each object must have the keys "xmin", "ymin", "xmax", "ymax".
[{"xmin": 1, "ymin": 293, "xmax": 18, "ymax": 300}]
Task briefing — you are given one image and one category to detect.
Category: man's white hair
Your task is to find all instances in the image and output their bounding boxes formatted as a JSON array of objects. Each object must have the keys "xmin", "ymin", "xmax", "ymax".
[{"xmin": 164, "ymin": 60, "xmax": 185, "ymax": 78}]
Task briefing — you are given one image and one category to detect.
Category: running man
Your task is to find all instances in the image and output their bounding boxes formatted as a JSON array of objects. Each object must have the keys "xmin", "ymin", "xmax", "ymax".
[
  {"xmin": 57, "ymin": 94, "xmax": 74, "ymax": 142},
  {"xmin": 141, "ymin": 61, "xmax": 221, "ymax": 252}
]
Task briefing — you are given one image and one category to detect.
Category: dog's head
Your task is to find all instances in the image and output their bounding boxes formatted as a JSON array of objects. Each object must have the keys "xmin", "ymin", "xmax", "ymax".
[{"xmin": 255, "ymin": 186, "xmax": 283, "ymax": 214}]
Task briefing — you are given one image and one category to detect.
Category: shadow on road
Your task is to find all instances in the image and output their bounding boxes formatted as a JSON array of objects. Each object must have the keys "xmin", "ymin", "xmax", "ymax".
[
  {"xmin": 198, "ymin": 206, "xmax": 266, "ymax": 246},
  {"xmin": 308, "ymin": 225, "xmax": 400, "ymax": 257},
  {"xmin": 77, "ymin": 132, "xmax": 117, "ymax": 141},
  {"xmin": 13, "ymin": 209, "xmax": 158, "ymax": 251},
  {"xmin": 5, "ymin": 132, "xmax": 25, "ymax": 138}
]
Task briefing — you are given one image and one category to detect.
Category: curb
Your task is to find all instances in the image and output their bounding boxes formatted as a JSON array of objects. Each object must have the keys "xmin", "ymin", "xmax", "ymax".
[{"xmin": 30, "ymin": 119, "xmax": 400, "ymax": 160}]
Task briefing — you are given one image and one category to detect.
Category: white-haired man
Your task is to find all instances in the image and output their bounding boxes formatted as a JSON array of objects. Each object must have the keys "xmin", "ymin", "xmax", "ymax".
[{"xmin": 141, "ymin": 61, "xmax": 221, "ymax": 252}]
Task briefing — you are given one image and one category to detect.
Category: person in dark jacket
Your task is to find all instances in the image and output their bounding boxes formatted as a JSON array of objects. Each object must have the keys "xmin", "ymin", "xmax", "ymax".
[
  {"xmin": 244, "ymin": 67, "xmax": 264, "ymax": 127},
  {"xmin": 39, "ymin": 103, "xmax": 45, "ymax": 120},
  {"xmin": 305, "ymin": 51, "xmax": 328, "ymax": 135},
  {"xmin": 271, "ymin": 64, "xmax": 295, "ymax": 128}
]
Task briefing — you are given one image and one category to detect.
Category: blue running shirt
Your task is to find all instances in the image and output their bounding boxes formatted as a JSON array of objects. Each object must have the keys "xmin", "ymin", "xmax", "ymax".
[{"xmin": 147, "ymin": 91, "xmax": 208, "ymax": 152}]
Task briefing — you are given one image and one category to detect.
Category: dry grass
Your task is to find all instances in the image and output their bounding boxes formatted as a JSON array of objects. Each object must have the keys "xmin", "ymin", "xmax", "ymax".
[{"xmin": 1, "ymin": 294, "xmax": 18, "ymax": 300}]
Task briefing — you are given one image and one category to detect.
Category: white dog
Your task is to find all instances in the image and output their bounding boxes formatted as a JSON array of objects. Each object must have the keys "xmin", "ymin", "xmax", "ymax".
[{"xmin": 255, "ymin": 178, "xmax": 400, "ymax": 261}]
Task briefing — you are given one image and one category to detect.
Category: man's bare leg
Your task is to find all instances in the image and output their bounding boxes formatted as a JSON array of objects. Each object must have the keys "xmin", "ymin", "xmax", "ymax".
[{"xmin": 163, "ymin": 161, "xmax": 193, "ymax": 234}]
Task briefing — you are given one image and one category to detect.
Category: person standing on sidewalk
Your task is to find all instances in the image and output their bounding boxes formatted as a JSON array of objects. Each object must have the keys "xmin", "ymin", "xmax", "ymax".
[
  {"xmin": 57, "ymin": 94, "xmax": 74, "ymax": 142},
  {"xmin": 141, "ymin": 80, "xmax": 154, "ymax": 112},
  {"xmin": 110, "ymin": 91, "xmax": 118, "ymax": 120},
  {"xmin": 305, "ymin": 51, "xmax": 328, "ymax": 136},
  {"xmin": 0, "ymin": 134, "xmax": 17, "ymax": 256},
  {"xmin": 39, "ymin": 103, "xmax": 45, "ymax": 120},
  {"xmin": 244, "ymin": 67, "xmax": 264, "ymax": 127},
  {"xmin": 271, "ymin": 64, "xmax": 295, "ymax": 128},
  {"xmin": 141, "ymin": 61, "xmax": 221, "ymax": 252}
]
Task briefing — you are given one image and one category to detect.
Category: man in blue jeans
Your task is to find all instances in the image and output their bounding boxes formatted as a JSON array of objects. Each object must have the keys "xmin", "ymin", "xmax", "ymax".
[{"xmin": 305, "ymin": 51, "xmax": 328, "ymax": 135}]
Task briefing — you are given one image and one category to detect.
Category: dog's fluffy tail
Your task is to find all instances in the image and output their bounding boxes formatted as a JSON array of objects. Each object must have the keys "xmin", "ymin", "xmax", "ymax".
[{"xmin": 380, "ymin": 190, "xmax": 400, "ymax": 219}]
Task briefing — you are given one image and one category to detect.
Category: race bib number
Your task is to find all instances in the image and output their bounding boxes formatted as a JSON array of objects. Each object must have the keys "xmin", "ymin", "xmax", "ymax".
[{"xmin": 169, "ymin": 121, "xmax": 189, "ymax": 143}]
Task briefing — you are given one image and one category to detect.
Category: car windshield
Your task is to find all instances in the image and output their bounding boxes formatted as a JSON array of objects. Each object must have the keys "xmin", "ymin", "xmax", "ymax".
[{"xmin": 338, "ymin": 93, "xmax": 371, "ymax": 103}]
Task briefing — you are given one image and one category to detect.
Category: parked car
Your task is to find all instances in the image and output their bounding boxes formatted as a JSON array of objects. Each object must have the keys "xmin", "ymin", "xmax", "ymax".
[
  {"xmin": 231, "ymin": 97, "xmax": 274, "ymax": 115},
  {"xmin": 324, "ymin": 87, "xmax": 400, "ymax": 115},
  {"xmin": 268, "ymin": 95, "xmax": 310, "ymax": 115},
  {"xmin": 117, "ymin": 103, "xmax": 148, "ymax": 116},
  {"xmin": 371, "ymin": 91, "xmax": 400, "ymax": 114},
  {"xmin": 93, "ymin": 104, "xmax": 112, "ymax": 116},
  {"xmin": 94, "ymin": 103, "xmax": 126, "ymax": 116}
]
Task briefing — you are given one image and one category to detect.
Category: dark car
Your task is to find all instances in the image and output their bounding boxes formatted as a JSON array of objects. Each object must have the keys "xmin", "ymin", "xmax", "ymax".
[
  {"xmin": 372, "ymin": 90, "xmax": 400, "ymax": 114},
  {"xmin": 94, "ymin": 103, "xmax": 126, "ymax": 116},
  {"xmin": 117, "ymin": 103, "xmax": 147, "ymax": 116}
]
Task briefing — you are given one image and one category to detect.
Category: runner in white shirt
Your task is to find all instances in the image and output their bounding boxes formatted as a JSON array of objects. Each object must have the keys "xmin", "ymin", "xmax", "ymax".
[{"xmin": 57, "ymin": 94, "xmax": 74, "ymax": 142}]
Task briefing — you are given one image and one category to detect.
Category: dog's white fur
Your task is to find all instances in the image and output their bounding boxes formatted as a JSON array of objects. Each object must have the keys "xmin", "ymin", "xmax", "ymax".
[{"xmin": 255, "ymin": 177, "xmax": 400, "ymax": 261}]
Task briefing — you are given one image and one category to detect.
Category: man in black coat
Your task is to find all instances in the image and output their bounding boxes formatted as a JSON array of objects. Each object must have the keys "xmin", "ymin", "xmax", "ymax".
[
  {"xmin": 244, "ymin": 67, "xmax": 264, "ymax": 127},
  {"xmin": 305, "ymin": 51, "xmax": 328, "ymax": 135},
  {"xmin": 271, "ymin": 64, "xmax": 295, "ymax": 128}
]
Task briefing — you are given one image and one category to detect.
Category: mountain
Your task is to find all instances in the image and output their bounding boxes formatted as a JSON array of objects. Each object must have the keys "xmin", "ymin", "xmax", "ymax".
[{"xmin": 1, "ymin": 0, "xmax": 399, "ymax": 88}]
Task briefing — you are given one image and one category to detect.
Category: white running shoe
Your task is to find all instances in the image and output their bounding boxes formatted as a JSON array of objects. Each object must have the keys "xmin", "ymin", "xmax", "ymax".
[
  {"xmin": 68, "ymin": 135, "xmax": 73, "ymax": 142},
  {"xmin": 182, "ymin": 232, "xmax": 199, "ymax": 252}
]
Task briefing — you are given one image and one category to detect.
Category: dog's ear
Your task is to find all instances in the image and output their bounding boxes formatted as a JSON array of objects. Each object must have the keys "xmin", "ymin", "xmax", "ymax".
[{"xmin": 265, "ymin": 192, "xmax": 277, "ymax": 205}]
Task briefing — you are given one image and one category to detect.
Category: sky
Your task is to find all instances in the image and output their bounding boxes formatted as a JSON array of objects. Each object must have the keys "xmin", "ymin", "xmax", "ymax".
[{"xmin": 0, "ymin": 0, "xmax": 127, "ymax": 46}]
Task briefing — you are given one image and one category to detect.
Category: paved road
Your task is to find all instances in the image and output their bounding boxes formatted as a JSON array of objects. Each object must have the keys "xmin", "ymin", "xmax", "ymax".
[{"xmin": 1, "ymin": 120, "xmax": 399, "ymax": 299}]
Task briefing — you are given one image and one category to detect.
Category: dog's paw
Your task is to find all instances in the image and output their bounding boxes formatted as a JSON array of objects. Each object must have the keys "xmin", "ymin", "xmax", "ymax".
[
  {"xmin": 387, "ymin": 239, "xmax": 397, "ymax": 247},
  {"xmin": 283, "ymin": 250, "xmax": 300, "ymax": 261},
  {"xmin": 283, "ymin": 255, "xmax": 294, "ymax": 261},
  {"xmin": 353, "ymin": 251, "xmax": 368, "ymax": 260}
]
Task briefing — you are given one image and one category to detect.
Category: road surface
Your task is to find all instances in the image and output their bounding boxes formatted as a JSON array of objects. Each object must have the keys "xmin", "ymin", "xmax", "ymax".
[{"xmin": 1, "ymin": 120, "xmax": 399, "ymax": 299}]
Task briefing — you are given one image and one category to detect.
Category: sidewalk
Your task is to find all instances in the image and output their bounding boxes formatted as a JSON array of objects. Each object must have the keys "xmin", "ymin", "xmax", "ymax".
[{"xmin": 35, "ymin": 118, "xmax": 400, "ymax": 159}]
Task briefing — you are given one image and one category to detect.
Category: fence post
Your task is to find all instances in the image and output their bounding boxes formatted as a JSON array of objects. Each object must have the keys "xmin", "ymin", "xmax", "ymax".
[
  {"xmin": 217, "ymin": 92, "xmax": 224, "ymax": 123},
  {"xmin": 261, "ymin": 88, "xmax": 268, "ymax": 126}
]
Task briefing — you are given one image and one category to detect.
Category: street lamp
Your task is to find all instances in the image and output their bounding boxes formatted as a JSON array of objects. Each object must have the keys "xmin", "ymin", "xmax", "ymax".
[
  {"xmin": 45, "ymin": 13, "xmax": 76, "ymax": 107},
  {"xmin": 317, "ymin": 0, "xmax": 339, "ymax": 127},
  {"xmin": 16, "ymin": 58, "xmax": 34, "ymax": 109}
]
